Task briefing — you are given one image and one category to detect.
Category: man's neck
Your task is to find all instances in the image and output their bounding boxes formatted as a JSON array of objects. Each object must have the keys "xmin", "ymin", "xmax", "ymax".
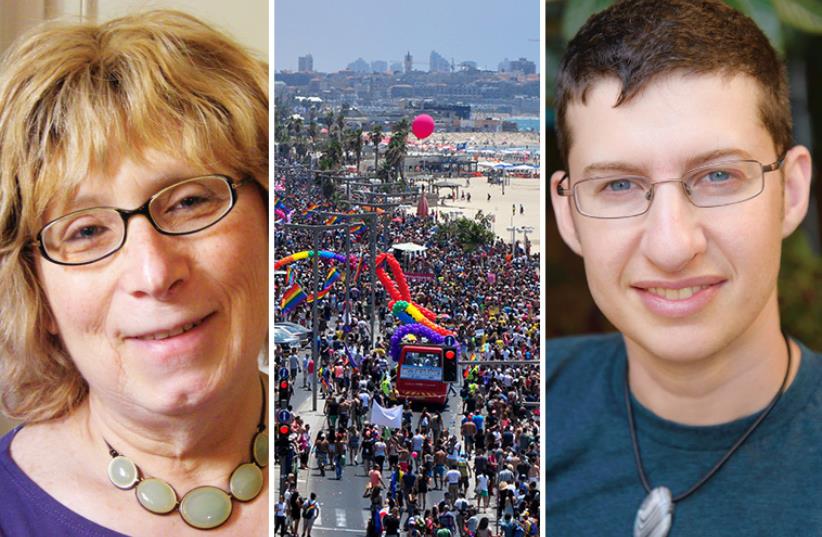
[{"xmin": 624, "ymin": 298, "xmax": 799, "ymax": 426}]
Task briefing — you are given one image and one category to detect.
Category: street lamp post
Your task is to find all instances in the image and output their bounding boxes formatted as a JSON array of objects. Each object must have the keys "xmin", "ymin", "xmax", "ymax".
[{"xmin": 280, "ymin": 222, "xmax": 351, "ymax": 411}]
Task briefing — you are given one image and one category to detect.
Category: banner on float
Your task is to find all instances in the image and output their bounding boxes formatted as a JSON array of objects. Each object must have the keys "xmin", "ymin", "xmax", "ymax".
[
  {"xmin": 370, "ymin": 402, "xmax": 403, "ymax": 429},
  {"xmin": 405, "ymin": 273, "xmax": 435, "ymax": 281}
]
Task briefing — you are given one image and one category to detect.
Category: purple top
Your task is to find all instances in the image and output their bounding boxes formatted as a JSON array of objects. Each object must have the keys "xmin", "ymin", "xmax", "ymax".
[{"xmin": 0, "ymin": 426, "xmax": 129, "ymax": 536}]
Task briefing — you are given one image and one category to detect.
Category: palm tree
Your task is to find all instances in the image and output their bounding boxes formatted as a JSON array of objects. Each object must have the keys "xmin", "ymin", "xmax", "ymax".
[
  {"xmin": 287, "ymin": 115, "xmax": 301, "ymax": 137},
  {"xmin": 369, "ymin": 124, "xmax": 383, "ymax": 174},
  {"xmin": 335, "ymin": 110, "xmax": 346, "ymax": 143},
  {"xmin": 344, "ymin": 127, "xmax": 364, "ymax": 172},
  {"xmin": 384, "ymin": 118, "xmax": 410, "ymax": 182},
  {"xmin": 319, "ymin": 137, "xmax": 343, "ymax": 171},
  {"xmin": 352, "ymin": 128, "xmax": 364, "ymax": 172},
  {"xmin": 323, "ymin": 110, "xmax": 335, "ymax": 139},
  {"xmin": 307, "ymin": 120, "xmax": 318, "ymax": 146}
]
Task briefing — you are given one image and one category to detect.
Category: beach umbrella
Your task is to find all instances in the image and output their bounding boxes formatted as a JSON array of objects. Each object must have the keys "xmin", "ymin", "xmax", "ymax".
[
  {"xmin": 416, "ymin": 193, "xmax": 429, "ymax": 217},
  {"xmin": 411, "ymin": 114, "xmax": 435, "ymax": 139}
]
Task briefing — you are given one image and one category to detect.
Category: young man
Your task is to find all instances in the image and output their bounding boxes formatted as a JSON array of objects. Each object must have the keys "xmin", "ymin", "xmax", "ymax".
[{"xmin": 548, "ymin": 1, "xmax": 820, "ymax": 535}]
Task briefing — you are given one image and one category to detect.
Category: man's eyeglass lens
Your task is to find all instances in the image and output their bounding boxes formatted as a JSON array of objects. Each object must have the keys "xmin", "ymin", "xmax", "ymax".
[
  {"xmin": 569, "ymin": 160, "xmax": 772, "ymax": 219},
  {"xmin": 40, "ymin": 175, "xmax": 235, "ymax": 265}
]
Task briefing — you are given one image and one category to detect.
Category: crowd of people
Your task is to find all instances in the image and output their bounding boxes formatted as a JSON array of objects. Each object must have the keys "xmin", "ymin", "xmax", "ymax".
[{"xmin": 275, "ymin": 159, "xmax": 540, "ymax": 537}]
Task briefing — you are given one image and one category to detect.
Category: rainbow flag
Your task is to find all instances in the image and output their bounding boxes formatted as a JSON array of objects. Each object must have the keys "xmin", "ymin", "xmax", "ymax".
[
  {"xmin": 279, "ymin": 283, "xmax": 307, "ymax": 314},
  {"xmin": 305, "ymin": 287, "xmax": 331, "ymax": 303},
  {"xmin": 324, "ymin": 215, "xmax": 339, "ymax": 225},
  {"xmin": 353, "ymin": 256, "xmax": 364, "ymax": 284},
  {"xmin": 301, "ymin": 202, "xmax": 319, "ymax": 215},
  {"xmin": 305, "ymin": 268, "xmax": 340, "ymax": 303},
  {"xmin": 284, "ymin": 266, "xmax": 296, "ymax": 286},
  {"xmin": 349, "ymin": 223, "xmax": 366, "ymax": 235},
  {"xmin": 324, "ymin": 267, "xmax": 341, "ymax": 288}
]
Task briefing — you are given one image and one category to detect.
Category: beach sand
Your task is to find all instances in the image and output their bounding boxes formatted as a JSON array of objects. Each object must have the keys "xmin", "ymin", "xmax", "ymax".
[
  {"xmin": 422, "ymin": 131, "xmax": 539, "ymax": 150},
  {"xmin": 405, "ymin": 131, "xmax": 542, "ymax": 252},
  {"xmin": 425, "ymin": 176, "xmax": 542, "ymax": 253}
]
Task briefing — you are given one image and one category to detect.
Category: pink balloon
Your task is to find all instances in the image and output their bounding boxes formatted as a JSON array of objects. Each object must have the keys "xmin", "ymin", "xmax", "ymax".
[{"xmin": 411, "ymin": 114, "xmax": 435, "ymax": 139}]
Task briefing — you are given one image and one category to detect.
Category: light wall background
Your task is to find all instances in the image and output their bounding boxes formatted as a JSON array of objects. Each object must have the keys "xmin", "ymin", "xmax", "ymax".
[
  {"xmin": 0, "ymin": 0, "xmax": 266, "ymax": 435},
  {"xmin": 0, "ymin": 0, "xmax": 267, "ymax": 60}
]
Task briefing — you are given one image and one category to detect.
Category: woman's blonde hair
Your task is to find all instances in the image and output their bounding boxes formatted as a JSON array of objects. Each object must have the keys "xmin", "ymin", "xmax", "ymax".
[{"xmin": 0, "ymin": 10, "xmax": 268, "ymax": 422}]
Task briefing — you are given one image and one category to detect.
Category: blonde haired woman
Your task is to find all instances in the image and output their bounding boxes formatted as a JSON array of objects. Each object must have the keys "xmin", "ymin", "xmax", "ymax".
[{"xmin": 0, "ymin": 11, "xmax": 268, "ymax": 535}]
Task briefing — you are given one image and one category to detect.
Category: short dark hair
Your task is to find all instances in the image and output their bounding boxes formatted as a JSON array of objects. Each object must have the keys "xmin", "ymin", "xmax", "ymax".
[{"xmin": 555, "ymin": 0, "xmax": 791, "ymax": 165}]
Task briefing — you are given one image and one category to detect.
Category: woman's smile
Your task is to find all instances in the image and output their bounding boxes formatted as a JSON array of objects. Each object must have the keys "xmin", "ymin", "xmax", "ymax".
[
  {"xmin": 128, "ymin": 312, "xmax": 212, "ymax": 341},
  {"xmin": 124, "ymin": 312, "xmax": 216, "ymax": 361}
]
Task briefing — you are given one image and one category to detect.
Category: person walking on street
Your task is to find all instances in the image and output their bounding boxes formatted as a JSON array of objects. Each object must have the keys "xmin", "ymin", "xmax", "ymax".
[
  {"xmin": 314, "ymin": 433, "xmax": 329, "ymax": 477},
  {"xmin": 289, "ymin": 489, "xmax": 303, "ymax": 537},
  {"xmin": 275, "ymin": 495, "xmax": 288, "ymax": 537},
  {"xmin": 334, "ymin": 450, "xmax": 344, "ymax": 480},
  {"xmin": 383, "ymin": 507, "xmax": 401, "ymax": 537},
  {"xmin": 301, "ymin": 492, "xmax": 320, "ymax": 537},
  {"xmin": 446, "ymin": 463, "xmax": 461, "ymax": 502}
]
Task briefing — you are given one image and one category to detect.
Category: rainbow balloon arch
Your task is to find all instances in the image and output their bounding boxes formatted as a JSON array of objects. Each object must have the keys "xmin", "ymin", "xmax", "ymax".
[{"xmin": 275, "ymin": 250, "xmax": 459, "ymax": 361}]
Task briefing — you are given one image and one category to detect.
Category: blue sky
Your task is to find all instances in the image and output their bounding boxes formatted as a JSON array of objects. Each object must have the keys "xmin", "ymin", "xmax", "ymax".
[{"xmin": 274, "ymin": 0, "xmax": 539, "ymax": 73}]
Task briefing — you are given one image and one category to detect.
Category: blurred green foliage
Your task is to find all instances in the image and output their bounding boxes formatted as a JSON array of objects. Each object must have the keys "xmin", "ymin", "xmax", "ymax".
[
  {"xmin": 435, "ymin": 213, "xmax": 496, "ymax": 252},
  {"xmin": 779, "ymin": 231, "xmax": 822, "ymax": 348}
]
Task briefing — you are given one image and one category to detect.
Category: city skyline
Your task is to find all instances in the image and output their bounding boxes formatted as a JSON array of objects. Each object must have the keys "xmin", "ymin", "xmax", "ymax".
[
  {"xmin": 275, "ymin": 0, "xmax": 539, "ymax": 74},
  {"xmin": 301, "ymin": 50, "xmax": 534, "ymax": 75}
]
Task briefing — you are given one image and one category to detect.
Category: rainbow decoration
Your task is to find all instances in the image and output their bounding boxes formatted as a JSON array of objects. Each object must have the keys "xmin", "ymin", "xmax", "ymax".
[
  {"xmin": 353, "ymin": 256, "xmax": 364, "ymax": 284},
  {"xmin": 274, "ymin": 250, "xmax": 352, "ymax": 270},
  {"xmin": 301, "ymin": 202, "xmax": 319, "ymax": 215},
  {"xmin": 274, "ymin": 251, "xmax": 356, "ymax": 305},
  {"xmin": 389, "ymin": 323, "xmax": 461, "ymax": 363},
  {"xmin": 280, "ymin": 283, "xmax": 307, "ymax": 314},
  {"xmin": 275, "ymin": 250, "xmax": 459, "ymax": 357},
  {"xmin": 375, "ymin": 253, "xmax": 453, "ymax": 337},
  {"xmin": 305, "ymin": 267, "xmax": 341, "ymax": 303}
]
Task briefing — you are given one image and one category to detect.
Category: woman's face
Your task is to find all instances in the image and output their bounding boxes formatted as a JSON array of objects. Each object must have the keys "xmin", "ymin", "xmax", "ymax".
[{"xmin": 36, "ymin": 151, "xmax": 268, "ymax": 417}]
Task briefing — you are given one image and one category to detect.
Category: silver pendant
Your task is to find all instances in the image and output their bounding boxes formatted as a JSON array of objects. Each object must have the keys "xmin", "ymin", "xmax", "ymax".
[{"xmin": 634, "ymin": 486, "xmax": 674, "ymax": 537}]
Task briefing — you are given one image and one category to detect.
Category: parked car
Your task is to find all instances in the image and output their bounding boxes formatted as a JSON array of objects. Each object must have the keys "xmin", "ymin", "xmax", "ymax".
[{"xmin": 275, "ymin": 322, "xmax": 311, "ymax": 346}]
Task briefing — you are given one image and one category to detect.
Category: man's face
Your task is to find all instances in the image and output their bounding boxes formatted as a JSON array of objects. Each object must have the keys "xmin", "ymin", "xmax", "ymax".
[{"xmin": 552, "ymin": 74, "xmax": 807, "ymax": 360}]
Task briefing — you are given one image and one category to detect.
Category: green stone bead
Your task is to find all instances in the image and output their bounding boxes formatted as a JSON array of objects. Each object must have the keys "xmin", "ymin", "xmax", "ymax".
[
  {"xmin": 136, "ymin": 478, "xmax": 178, "ymax": 514},
  {"xmin": 229, "ymin": 463, "xmax": 264, "ymax": 502},
  {"xmin": 179, "ymin": 486, "xmax": 232, "ymax": 529},
  {"xmin": 252, "ymin": 431, "xmax": 268, "ymax": 467},
  {"xmin": 108, "ymin": 456, "xmax": 139, "ymax": 490}
]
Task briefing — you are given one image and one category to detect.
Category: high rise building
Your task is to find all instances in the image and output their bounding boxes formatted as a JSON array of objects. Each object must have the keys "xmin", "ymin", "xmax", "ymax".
[
  {"xmin": 429, "ymin": 50, "xmax": 450, "ymax": 73},
  {"xmin": 298, "ymin": 54, "xmax": 313, "ymax": 72},
  {"xmin": 508, "ymin": 57, "xmax": 536, "ymax": 75},
  {"xmin": 347, "ymin": 57, "xmax": 370, "ymax": 73},
  {"xmin": 404, "ymin": 51, "xmax": 413, "ymax": 73}
]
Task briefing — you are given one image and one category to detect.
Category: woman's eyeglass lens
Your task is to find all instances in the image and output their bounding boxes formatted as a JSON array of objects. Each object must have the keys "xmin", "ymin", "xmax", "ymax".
[
  {"xmin": 558, "ymin": 159, "xmax": 782, "ymax": 219},
  {"xmin": 37, "ymin": 175, "xmax": 242, "ymax": 265}
]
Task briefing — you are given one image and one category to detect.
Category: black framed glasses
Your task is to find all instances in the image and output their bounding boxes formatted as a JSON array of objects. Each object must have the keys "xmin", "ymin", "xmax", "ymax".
[
  {"xmin": 33, "ymin": 174, "xmax": 251, "ymax": 266},
  {"xmin": 556, "ymin": 158, "xmax": 784, "ymax": 219}
]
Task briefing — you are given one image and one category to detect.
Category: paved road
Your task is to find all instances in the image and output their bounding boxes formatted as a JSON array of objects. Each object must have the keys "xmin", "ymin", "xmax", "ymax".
[{"xmin": 275, "ymin": 379, "xmax": 496, "ymax": 536}]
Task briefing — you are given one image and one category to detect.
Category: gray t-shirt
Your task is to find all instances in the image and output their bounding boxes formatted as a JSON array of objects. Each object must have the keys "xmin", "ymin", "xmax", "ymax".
[{"xmin": 547, "ymin": 333, "xmax": 822, "ymax": 536}]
